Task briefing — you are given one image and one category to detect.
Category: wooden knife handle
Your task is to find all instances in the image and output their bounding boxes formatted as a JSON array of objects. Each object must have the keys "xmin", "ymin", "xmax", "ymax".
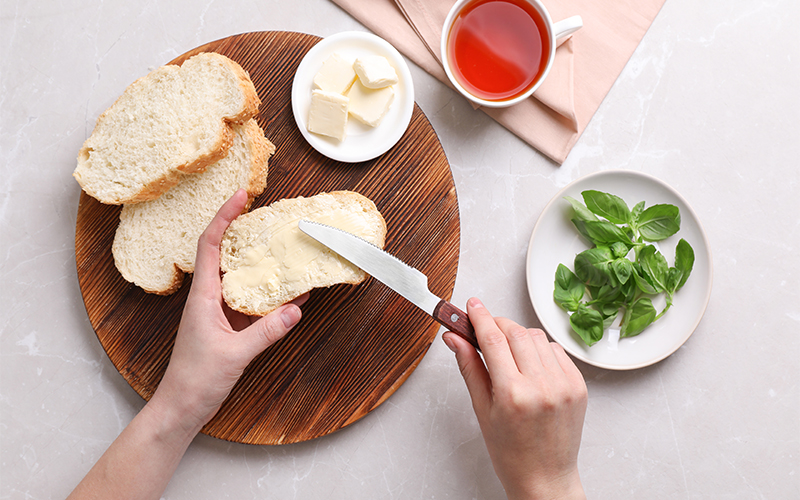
[{"xmin": 433, "ymin": 300, "xmax": 479, "ymax": 351}]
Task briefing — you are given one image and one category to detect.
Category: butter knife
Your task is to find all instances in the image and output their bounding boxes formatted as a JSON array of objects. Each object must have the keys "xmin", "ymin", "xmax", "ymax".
[{"xmin": 298, "ymin": 220, "xmax": 478, "ymax": 350}]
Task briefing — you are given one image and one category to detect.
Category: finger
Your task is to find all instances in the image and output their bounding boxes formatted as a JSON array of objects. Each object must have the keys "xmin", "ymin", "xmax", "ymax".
[
  {"xmin": 193, "ymin": 189, "xmax": 249, "ymax": 292},
  {"xmin": 494, "ymin": 317, "xmax": 541, "ymax": 375},
  {"xmin": 442, "ymin": 332, "xmax": 492, "ymax": 415},
  {"xmin": 467, "ymin": 298, "xmax": 518, "ymax": 383},
  {"xmin": 242, "ymin": 303, "xmax": 302, "ymax": 358},
  {"xmin": 551, "ymin": 342, "xmax": 588, "ymax": 392},
  {"xmin": 227, "ymin": 294, "xmax": 310, "ymax": 333},
  {"xmin": 527, "ymin": 327, "xmax": 564, "ymax": 374}
]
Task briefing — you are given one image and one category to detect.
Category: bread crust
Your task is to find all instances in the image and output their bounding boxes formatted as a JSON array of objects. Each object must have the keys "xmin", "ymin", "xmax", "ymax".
[
  {"xmin": 219, "ymin": 53, "xmax": 262, "ymax": 124},
  {"xmin": 241, "ymin": 121, "xmax": 275, "ymax": 200}
]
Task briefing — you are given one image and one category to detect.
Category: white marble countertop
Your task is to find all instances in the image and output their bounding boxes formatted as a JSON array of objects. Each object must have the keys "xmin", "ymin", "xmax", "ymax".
[{"xmin": 2, "ymin": 0, "xmax": 798, "ymax": 498}]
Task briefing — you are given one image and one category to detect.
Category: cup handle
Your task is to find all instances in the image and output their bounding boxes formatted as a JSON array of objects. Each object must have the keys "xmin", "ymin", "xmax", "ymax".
[{"xmin": 553, "ymin": 15, "xmax": 583, "ymax": 40}]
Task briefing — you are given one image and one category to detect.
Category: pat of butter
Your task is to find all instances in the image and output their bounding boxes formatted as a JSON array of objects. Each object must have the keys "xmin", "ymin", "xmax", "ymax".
[
  {"xmin": 353, "ymin": 56, "xmax": 399, "ymax": 89},
  {"xmin": 347, "ymin": 80, "xmax": 395, "ymax": 128},
  {"xmin": 313, "ymin": 53, "xmax": 357, "ymax": 94},
  {"xmin": 307, "ymin": 90, "xmax": 349, "ymax": 141}
]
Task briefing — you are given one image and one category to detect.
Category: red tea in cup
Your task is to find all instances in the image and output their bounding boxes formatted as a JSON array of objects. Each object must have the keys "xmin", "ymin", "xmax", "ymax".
[{"xmin": 446, "ymin": 0, "xmax": 551, "ymax": 102}]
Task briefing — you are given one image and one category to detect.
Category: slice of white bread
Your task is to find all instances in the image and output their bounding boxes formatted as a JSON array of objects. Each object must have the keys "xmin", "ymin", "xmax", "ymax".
[
  {"xmin": 220, "ymin": 191, "xmax": 387, "ymax": 316},
  {"xmin": 112, "ymin": 119, "xmax": 274, "ymax": 295},
  {"xmin": 74, "ymin": 52, "xmax": 261, "ymax": 205}
]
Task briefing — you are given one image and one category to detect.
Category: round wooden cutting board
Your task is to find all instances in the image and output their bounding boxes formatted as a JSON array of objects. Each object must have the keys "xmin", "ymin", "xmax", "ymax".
[{"xmin": 75, "ymin": 31, "xmax": 461, "ymax": 444}]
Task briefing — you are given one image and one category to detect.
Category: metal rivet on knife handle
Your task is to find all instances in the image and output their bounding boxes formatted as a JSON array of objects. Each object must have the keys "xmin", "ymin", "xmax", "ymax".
[{"xmin": 433, "ymin": 300, "xmax": 479, "ymax": 351}]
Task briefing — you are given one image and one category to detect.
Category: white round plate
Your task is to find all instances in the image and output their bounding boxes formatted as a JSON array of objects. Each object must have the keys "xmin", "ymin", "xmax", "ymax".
[
  {"xmin": 291, "ymin": 31, "xmax": 415, "ymax": 163},
  {"xmin": 526, "ymin": 170, "xmax": 713, "ymax": 370}
]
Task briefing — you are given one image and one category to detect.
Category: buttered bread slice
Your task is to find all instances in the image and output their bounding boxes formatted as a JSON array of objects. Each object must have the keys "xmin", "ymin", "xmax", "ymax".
[
  {"xmin": 112, "ymin": 119, "xmax": 274, "ymax": 295},
  {"xmin": 220, "ymin": 191, "xmax": 387, "ymax": 316},
  {"xmin": 74, "ymin": 52, "xmax": 261, "ymax": 204}
]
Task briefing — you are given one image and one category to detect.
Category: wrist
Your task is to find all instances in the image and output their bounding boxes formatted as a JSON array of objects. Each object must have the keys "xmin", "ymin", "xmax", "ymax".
[
  {"xmin": 148, "ymin": 362, "xmax": 226, "ymax": 435},
  {"xmin": 505, "ymin": 469, "xmax": 585, "ymax": 500},
  {"xmin": 143, "ymin": 389, "xmax": 207, "ymax": 446}
]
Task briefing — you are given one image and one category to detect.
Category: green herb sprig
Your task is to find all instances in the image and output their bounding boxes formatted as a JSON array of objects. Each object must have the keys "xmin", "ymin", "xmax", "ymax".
[{"xmin": 553, "ymin": 190, "xmax": 694, "ymax": 346}]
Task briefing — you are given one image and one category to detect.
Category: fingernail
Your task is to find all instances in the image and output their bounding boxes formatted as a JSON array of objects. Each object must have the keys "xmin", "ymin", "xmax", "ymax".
[
  {"xmin": 468, "ymin": 297, "xmax": 484, "ymax": 309},
  {"xmin": 281, "ymin": 305, "xmax": 301, "ymax": 328},
  {"xmin": 442, "ymin": 334, "xmax": 458, "ymax": 354}
]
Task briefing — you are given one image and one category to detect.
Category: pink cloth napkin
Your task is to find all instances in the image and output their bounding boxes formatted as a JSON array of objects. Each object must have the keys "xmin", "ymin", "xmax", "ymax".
[{"xmin": 330, "ymin": 0, "xmax": 667, "ymax": 164}]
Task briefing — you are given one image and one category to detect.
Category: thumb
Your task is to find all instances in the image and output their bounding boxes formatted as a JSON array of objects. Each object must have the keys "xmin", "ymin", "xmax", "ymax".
[
  {"xmin": 443, "ymin": 332, "xmax": 493, "ymax": 414},
  {"xmin": 242, "ymin": 304, "xmax": 302, "ymax": 357}
]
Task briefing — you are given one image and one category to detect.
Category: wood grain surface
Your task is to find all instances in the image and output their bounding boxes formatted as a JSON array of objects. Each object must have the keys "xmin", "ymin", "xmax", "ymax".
[{"xmin": 74, "ymin": 31, "xmax": 461, "ymax": 444}]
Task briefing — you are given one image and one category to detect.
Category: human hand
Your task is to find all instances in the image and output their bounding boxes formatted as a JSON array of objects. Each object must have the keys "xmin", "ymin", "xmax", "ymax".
[
  {"xmin": 148, "ymin": 189, "xmax": 307, "ymax": 434},
  {"xmin": 442, "ymin": 298, "xmax": 587, "ymax": 500}
]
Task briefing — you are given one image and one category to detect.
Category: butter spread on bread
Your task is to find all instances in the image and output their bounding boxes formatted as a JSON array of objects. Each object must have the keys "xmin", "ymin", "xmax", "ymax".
[
  {"xmin": 74, "ymin": 52, "xmax": 261, "ymax": 204},
  {"xmin": 220, "ymin": 191, "xmax": 387, "ymax": 315}
]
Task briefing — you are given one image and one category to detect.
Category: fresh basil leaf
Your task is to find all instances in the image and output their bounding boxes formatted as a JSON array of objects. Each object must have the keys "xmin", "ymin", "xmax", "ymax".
[
  {"xmin": 554, "ymin": 264, "xmax": 585, "ymax": 311},
  {"xmin": 621, "ymin": 276, "xmax": 637, "ymax": 302},
  {"xmin": 591, "ymin": 283, "xmax": 622, "ymax": 303},
  {"xmin": 574, "ymin": 247, "xmax": 614, "ymax": 286},
  {"xmin": 674, "ymin": 238, "xmax": 695, "ymax": 290},
  {"xmin": 570, "ymin": 304, "xmax": 604, "ymax": 346},
  {"xmin": 564, "ymin": 196, "xmax": 599, "ymax": 223},
  {"xmin": 610, "ymin": 241, "xmax": 629, "ymax": 259},
  {"xmin": 638, "ymin": 204, "xmax": 681, "ymax": 241},
  {"xmin": 570, "ymin": 219, "xmax": 598, "ymax": 246},
  {"xmin": 621, "ymin": 298, "xmax": 657, "ymax": 337},
  {"xmin": 612, "ymin": 258, "xmax": 633, "ymax": 285},
  {"xmin": 554, "ymin": 291, "xmax": 582, "ymax": 312},
  {"xmin": 639, "ymin": 245, "xmax": 669, "ymax": 292},
  {"xmin": 632, "ymin": 265, "xmax": 658, "ymax": 294},
  {"xmin": 602, "ymin": 310, "xmax": 620, "ymax": 329},
  {"xmin": 623, "ymin": 225, "xmax": 635, "ymax": 241},
  {"xmin": 572, "ymin": 219, "xmax": 632, "ymax": 246},
  {"xmin": 631, "ymin": 201, "xmax": 645, "ymax": 225},
  {"xmin": 581, "ymin": 190, "xmax": 631, "ymax": 224},
  {"xmin": 600, "ymin": 302, "xmax": 621, "ymax": 317},
  {"xmin": 666, "ymin": 268, "xmax": 682, "ymax": 294}
]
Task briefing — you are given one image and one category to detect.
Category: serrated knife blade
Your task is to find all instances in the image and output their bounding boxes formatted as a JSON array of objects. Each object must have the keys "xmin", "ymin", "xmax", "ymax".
[{"xmin": 298, "ymin": 220, "xmax": 478, "ymax": 350}]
